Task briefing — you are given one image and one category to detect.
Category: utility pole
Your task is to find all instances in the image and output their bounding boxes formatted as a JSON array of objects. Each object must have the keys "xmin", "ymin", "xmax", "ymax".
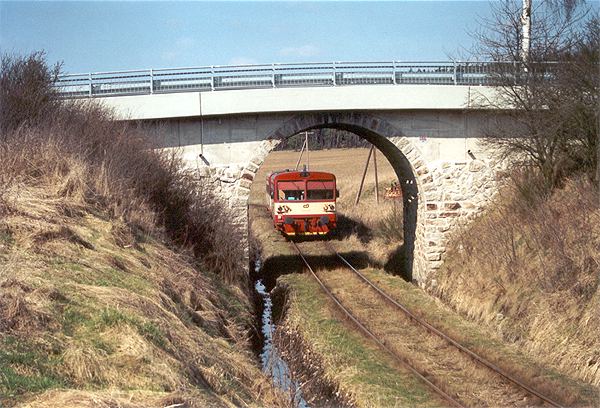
[
  {"xmin": 355, "ymin": 146, "xmax": 374, "ymax": 205},
  {"xmin": 373, "ymin": 148, "xmax": 379, "ymax": 204},
  {"xmin": 520, "ymin": 0, "xmax": 532, "ymax": 65}
]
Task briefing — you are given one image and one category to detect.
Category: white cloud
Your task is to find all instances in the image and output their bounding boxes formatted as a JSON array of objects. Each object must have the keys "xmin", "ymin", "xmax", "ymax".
[{"xmin": 278, "ymin": 44, "xmax": 321, "ymax": 59}]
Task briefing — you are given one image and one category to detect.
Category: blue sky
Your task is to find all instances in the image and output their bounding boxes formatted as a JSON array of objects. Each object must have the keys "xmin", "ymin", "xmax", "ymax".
[{"xmin": 2, "ymin": 1, "xmax": 497, "ymax": 74}]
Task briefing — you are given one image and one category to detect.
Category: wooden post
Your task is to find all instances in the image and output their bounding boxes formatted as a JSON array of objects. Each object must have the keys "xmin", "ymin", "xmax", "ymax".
[
  {"xmin": 373, "ymin": 148, "xmax": 379, "ymax": 204},
  {"xmin": 355, "ymin": 145, "xmax": 374, "ymax": 205}
]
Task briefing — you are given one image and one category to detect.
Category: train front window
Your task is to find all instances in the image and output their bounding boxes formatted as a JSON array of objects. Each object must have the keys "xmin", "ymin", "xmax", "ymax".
[
  {"xmin": 277, "ymin": 181, "xmax": 305, "ymax": 201},
  {"xmin": 307, "ymin": 180, "xmax": 335, "ymax": 200}
]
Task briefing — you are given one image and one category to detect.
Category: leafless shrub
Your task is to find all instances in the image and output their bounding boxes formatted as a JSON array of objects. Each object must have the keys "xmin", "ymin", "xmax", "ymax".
[
  {"xmin": 0, "ymin": 52, "xmax": 245, "ymax": 282},
  {"xmin": 0, "ymin": 51, "xmax": 61, "ymax": 135}
]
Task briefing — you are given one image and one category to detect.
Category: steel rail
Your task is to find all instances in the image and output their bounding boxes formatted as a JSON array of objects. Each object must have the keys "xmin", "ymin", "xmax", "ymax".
[
  {"xmin": 325, "ymin": 242, "xmax": 564, "ymax": 408},
  {"xmin": 290, "ymin": 241, "xmax": 466, "ymax": 408}
]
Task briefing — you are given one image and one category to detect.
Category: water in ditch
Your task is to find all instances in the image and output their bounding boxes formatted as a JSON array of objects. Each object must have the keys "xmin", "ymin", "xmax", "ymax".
[{"xmin": 255, "ymin": 271, "xmax": 308, "ymax": 407}]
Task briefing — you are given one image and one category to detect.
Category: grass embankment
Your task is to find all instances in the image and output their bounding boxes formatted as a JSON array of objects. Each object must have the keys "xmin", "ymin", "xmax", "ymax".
[
  {"xmin": 0, "ymin": 190, "xmax": 279, "ymax": 406},
  {"xmin": 429, "ymin": 178, "xmax": 600, "ymax": 391},
  {"xmin": 0, "ymin": 53, "xmax": 284, "ymax": 407},
  {"xmin": 273, "ymin": 274, "xmax": 444, "ymax": 408}
]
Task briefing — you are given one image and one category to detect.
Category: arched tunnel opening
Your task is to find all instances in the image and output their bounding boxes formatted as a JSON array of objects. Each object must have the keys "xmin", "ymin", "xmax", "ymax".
[{"xmin": 248, "ymin": 113, "xmax": 419, "ymax": 289}]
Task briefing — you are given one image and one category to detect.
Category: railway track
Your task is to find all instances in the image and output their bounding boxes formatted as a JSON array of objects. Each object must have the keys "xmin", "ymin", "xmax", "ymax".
[{"xmin": 291, "ymin": 240, "xmax": 563, "ymax": 408}]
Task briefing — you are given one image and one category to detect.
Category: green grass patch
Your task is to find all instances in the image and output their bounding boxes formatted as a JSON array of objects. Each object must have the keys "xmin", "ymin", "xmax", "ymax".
[
  {"xmin": 279, "ymin": 273, "xmax": 440, "ymax": 407},
  {"xmin": 56, "ymin": 296, "xmax": 169, "ymax": 356},
  {"xmin": 0, "ymin": 336, "xmax": 66, "ymax": 402},
  {"xmin": 137, "ymin": 321, "xmax": 167, "ymax": 349},
  {"xmin": 92, "ymin": 308, "xmax": 168, "ymax": 350},
  {"xmin": 48, "ymin": 255, "xmax": 151, "ymax": 295}
]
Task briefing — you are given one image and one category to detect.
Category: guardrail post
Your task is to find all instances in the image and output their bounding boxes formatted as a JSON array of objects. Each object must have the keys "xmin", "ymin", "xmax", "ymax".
[
  {"xmin": 332, "ymin": 61, "xmax": 336, "ymax": 86},
  {"xmin": 272, "ymin": 64, "xmax": 276, "ymax": 88},
  {"xmin": 392, "ymin": 61, "xmax": 397, "ymax": 85},
  {"xmin": 453, "ymin": 63, "xmax": 457, "ymax": 85},
  {"xmin": 89, "ymin": 73, "xmax": 93, "ymax": 97},
  {"xmin": 211, "ymin": 66, "xmax": 215, "ymax": 91},
  {"xmin": 150, "ymin": 69, "xmax": 154, "ymax": 94}
]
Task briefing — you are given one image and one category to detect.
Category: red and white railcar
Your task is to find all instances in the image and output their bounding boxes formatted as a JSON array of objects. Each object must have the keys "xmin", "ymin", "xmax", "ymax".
[{"xmin": 266, "ymin": 169, "xmax": 338, "ymax": 236}]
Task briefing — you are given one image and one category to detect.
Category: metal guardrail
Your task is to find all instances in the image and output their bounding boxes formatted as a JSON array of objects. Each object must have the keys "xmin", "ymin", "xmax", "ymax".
[{"xmin": 55, "ymin": 61, "xmax": 546, "ymax": 98}]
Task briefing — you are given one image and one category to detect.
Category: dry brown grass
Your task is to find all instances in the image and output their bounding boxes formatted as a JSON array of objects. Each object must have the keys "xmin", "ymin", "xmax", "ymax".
[
  {"xmin": 20, "ymin": 388, "xmax": 225, "ymax": 408},
  {"xmin": 430, "ymin": 176, "xmax": 600, "ymax": 388},
  {"xmin": 321, "ymin": 265, "xmax": 542, "ymax": 407}
]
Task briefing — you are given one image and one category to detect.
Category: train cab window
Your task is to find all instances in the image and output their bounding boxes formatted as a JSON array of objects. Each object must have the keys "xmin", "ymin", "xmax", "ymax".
[
  {"xmin": 307, "ymin": 180, "xmax": 335, "ymax": 200},
  {"xmin": 277, "ymin": 181, "xmax": 305, "ymax": 201}
]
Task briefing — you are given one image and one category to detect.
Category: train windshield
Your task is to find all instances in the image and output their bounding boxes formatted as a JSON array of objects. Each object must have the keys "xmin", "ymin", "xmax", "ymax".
[
  {"xmin": 277, "ymin": 181, "xmax": 305, "ymax": 201},
  {"xmin": 307, "ymin": 180, "xmax": 335, "ymax": 200}
]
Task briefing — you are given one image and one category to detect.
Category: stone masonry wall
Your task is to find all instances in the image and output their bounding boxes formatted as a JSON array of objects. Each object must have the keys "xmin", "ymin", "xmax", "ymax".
[{"xmin": 418, "ymin": 159, "xmax": 498, "ymax": 276}]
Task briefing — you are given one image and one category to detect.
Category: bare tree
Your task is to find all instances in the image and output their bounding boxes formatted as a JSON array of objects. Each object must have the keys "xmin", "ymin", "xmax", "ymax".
[{"xmin": 472, "ymin": 1, "xmax": 598, "ymax": 192}]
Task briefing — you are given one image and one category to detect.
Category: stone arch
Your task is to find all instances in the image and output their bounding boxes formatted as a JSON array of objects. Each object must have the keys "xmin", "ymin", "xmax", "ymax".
[{"xmin": 235, "ymin": 111, "xmax": 436, "ymax": 282}]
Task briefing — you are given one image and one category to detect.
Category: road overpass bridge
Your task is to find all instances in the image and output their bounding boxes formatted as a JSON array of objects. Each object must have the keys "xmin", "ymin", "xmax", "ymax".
[{"xmin": 59, "ymin": 62, "xmax": 507, "ymax": 283}]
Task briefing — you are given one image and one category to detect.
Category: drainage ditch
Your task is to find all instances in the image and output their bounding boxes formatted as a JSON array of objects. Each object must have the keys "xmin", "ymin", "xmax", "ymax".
[{"xmin": 251, "ymin": 253, "xmax": 347, "ymax": 407}]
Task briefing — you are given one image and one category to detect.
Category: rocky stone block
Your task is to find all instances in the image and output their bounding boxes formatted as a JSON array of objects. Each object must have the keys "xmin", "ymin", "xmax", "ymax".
[
  {"xmin": 238, "ymin": 179, "xmax": 252, "ymax": 190},
  {"xmin": 426, "ymin": 253, "xmax": 442, "ymax": 261},
  {"xmin": 439, "ymin": 211, "xmax": 459, "ymax": 218},
  {"xmin": 444, "ymin": 202, "xmax": 461, "ymax": 210},
  {"xmin": 241, "ymin": 171, "xmax": 254, "ymax": 181},
  {"xmin": 429, "ymin": 260, "xmax": 443, "ymax": 269},
  {"xmin": 468, "ymin": 159, "xmax": 485, "ymax": 172}
]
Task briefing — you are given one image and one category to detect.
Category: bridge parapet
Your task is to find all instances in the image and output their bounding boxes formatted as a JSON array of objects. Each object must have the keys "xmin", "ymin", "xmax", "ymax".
[{"xmin": 55, "ymin": 60, "xmax": 548, "ymax": 99}]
